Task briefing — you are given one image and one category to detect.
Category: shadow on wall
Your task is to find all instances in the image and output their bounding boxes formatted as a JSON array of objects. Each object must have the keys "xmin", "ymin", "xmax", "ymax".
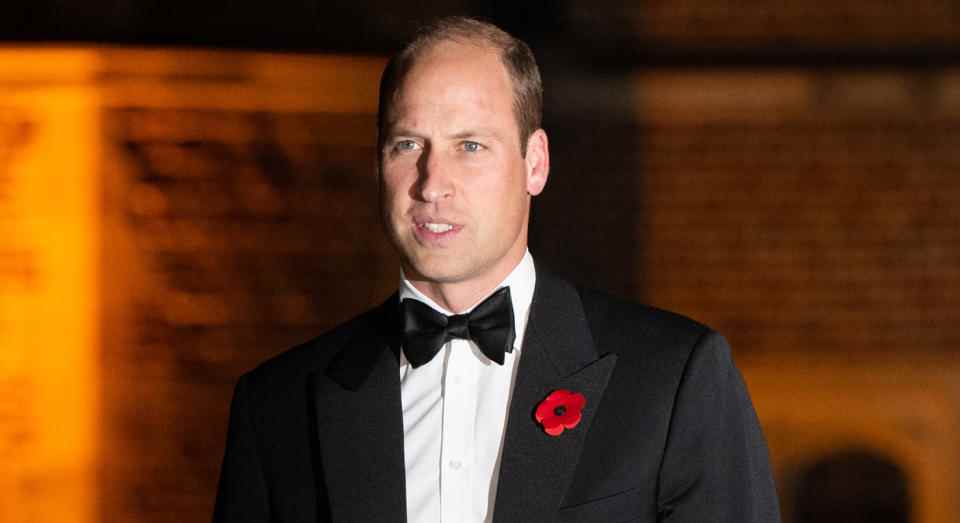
[{"xmin": 792, "ymin": 449, "xmax": 910, "ymax": 523}]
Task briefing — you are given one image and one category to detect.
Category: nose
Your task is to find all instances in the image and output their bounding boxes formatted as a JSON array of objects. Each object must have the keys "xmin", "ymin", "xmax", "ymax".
[{"xmin": 416, "ymin": 147, "xmax": 454, "ymax": 203}]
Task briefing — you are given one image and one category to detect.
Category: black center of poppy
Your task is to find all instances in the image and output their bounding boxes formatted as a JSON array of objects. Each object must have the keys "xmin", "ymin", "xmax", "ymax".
[{"xmin": 553, "ymin": 405, "xmax": 567, "ymax": 416}]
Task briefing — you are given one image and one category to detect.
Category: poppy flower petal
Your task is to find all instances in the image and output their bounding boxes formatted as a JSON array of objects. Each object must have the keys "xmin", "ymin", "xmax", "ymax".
[
  {"xmin": 562, "ymin": 412, "xmax": 582, "ymax": 429},
  {"xmin": 555, "ymin": 410, "xmax": 580, "ymax": 426},
  {"xmin": 534, "ymin": 403, "xmax": 550, "ymax": 422},
  {"xmin": 544, "ymin": 423, "xmax": 564, "ymax": 436},
  {"xmin": 568, "ymin": 392, "xmax": 587, "ymax": 410}
]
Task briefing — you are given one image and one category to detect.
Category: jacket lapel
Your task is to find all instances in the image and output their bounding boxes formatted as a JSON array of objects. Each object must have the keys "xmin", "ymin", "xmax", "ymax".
[
  {"xmin": 309, "ymin": 274, "xmax": 618, "ymax": 522},
  {"xmin": 493, "ymin": 272, "xmax": 618, "ymax": 522},
  {"xmin": 313, "ymin": 296, "xmax": 408, "ymax": 522}
]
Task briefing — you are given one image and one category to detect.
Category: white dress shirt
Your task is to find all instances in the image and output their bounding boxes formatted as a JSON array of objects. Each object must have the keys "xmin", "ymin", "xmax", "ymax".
[{"xmin": 399, "ymin": 251, "xmax": 536, "ymax": 523}]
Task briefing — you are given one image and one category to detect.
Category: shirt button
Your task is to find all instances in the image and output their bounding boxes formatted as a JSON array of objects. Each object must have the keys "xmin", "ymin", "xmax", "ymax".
[
  {"xmin": 449, "ymin": 460, "xmax": 462, "ymax": 470},
  {"xmin": 451, "ymin": 376, "xmax": 462, "ymax": 385}
]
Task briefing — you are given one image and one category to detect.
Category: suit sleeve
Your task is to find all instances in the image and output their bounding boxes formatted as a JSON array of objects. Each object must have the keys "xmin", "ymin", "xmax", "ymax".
[
  {"xmin": 213, "ymin": 374, "xmax": 271, "ymax": 522},
  {"xmin": 656, "ymin": 332, "xmax": 781, "ymax": 522}
]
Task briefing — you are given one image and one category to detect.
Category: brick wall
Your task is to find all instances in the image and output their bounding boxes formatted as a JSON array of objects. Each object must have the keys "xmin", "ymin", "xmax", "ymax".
[
  {"xmin": 632, "ymin": 70, "xmax": 960, "ymax": 359},
  {"xmin": 101, "ymin": 106, "xmax": 398, "ymax": 520}
]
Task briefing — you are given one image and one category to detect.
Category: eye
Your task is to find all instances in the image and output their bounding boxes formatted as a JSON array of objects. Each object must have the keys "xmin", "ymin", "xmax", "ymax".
[
  {"xmin": 462, "ymin": 141, "xmax": 483, "ymax": 153},
  {"xmin": 393, "ymin": 139, "xmax": 421, "ymax": 153}
]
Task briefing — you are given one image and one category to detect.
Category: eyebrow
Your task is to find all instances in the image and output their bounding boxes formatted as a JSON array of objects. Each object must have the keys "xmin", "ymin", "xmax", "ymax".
[
  {"xmin": 449, "ymin": 129, "xmax": 498, "ymax": 140},
  {"xmin": 384, "ymin": 127, "xmax": 503, "ymax": 143},
  {"xmin": 385, "ymin": 127, "xmax": 425, "ymax": 140}
]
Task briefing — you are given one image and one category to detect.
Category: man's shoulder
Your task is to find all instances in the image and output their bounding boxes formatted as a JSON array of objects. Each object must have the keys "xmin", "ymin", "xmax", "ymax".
[
  {"xmin": 241, "ymin": 296, "xmax": 394, "ymax": 389},
  {"xmin": 571, "ymin": 285, "xmax": 740, "ymax": 402},
  {"xmin": 574, "ymin": 285, "xmax": 716, "ymax": 363},
  {"xmin": 577, "ymin": 286, "xmax": 710, "ymax": 340}
]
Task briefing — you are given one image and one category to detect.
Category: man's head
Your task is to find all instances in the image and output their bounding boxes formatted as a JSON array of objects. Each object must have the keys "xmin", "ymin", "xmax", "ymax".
[{"xmin": 377, "ymin": 17, "xmax": 550, "ymax": 311}]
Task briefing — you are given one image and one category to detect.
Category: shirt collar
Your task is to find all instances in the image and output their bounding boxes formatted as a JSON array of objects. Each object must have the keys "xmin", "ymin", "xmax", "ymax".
[{"xmin": 398, "ymin": 249, "xmax": 537, "ymax": 355}]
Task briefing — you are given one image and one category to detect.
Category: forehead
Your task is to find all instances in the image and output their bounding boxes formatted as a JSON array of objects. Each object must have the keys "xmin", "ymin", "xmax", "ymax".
[{"xmin": 389, "ymin": 40, "xmax": 515, "ymax": 121}]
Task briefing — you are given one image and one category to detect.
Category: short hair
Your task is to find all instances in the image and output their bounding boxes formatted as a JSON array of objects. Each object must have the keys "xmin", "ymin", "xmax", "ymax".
[{"xmin": 377, "ymin": 16, "xmax": 543, "ymax": 156}]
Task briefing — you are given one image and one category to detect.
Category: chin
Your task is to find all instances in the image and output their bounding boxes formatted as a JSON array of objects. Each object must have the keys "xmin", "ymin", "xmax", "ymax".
[
  {"xmin": 405, "ymin": 261, "xmax": 467, "ymax": 284},
  {"xmin": 402, "ymin": 250, "xmax": 475, "ymax": 282}
]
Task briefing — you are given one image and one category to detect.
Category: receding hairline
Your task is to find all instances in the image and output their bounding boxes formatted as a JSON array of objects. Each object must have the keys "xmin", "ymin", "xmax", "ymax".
[
  {"xmin": 383, "ymin": 40, "xmax": 513, "ymax": 126},
  {"xmin": 377, "ymin": 17, "xmax": 543, "ymax": 156}
]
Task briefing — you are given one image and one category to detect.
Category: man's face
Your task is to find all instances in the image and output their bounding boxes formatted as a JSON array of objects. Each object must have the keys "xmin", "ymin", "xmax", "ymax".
[{"xmin": 379, "ymin": 41, "xmax": 548, "ymax": 294}]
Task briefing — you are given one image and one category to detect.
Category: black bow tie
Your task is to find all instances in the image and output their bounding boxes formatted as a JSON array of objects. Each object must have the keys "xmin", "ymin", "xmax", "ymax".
[{"xmin": 401, "ymin": 286, "xmax": 516, "ymax": 368}]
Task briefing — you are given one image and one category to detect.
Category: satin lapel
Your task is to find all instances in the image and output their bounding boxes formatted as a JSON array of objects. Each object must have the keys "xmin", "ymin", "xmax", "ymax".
[
  {"xmin": 313, "ymin": 297, "xmax": 407, "ymax": 522},
  {"xmin": 493, "ymin": 272, "xmax": 618, "ymax": 523}
]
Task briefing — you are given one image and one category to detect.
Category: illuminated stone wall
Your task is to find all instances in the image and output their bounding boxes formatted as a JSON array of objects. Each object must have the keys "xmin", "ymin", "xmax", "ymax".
[
  {"xmin": 634, "ymin": 70, "xmax": 960, "ymax": 359},
  {"xmin": 0, "ymin": 55, "xmax": 101, "ymax": 522},
  {"xmin": 0, "ymin": 48, "xmax": 396, "ymax": 522},
  {"xmin": 98, "ymin": 51, "xmax": 399, "ymax": 521}
]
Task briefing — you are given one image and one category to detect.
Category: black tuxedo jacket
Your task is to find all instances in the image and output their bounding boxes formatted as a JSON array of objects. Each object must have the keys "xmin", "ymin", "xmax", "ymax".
[{"xmin": 213, "ymin": 271, "xmax": 780, "ymax": 522}]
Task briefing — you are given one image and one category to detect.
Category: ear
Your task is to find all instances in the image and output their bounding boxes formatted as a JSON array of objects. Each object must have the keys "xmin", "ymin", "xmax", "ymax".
[{"xmin": 523, "ymin": 128, "xmax": 550, "ymax": 196}]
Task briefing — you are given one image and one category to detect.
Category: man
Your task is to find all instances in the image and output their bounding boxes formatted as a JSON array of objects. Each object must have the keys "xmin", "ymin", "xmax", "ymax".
[{"xmin": 214, "ymin": 16, "xmax": 780, "ymax": 523}]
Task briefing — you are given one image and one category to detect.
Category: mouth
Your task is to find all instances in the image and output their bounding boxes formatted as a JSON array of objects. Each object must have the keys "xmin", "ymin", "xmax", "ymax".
[
  {"xmin": 413, "ymin": 218, "xmax": 462, "ymax": 243},
  {"xmin": 421, "ymin": 222, "xmax": 454, "ymax": 233}
]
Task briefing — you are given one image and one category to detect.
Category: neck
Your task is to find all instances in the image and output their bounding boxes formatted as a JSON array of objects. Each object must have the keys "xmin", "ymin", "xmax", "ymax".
[{"xmin": 406, "ymin": 248, "xmax": 527, "ymax": 314}]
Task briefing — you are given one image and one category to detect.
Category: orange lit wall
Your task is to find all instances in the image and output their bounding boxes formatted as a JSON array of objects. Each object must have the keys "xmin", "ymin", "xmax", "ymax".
[
  {"xmin": 0, "ymin": 47, "xmax": 392, "ymax": 522},
  {"xmin": 0, "ymin": 50, "xmax": 101, "ymax": 522}
]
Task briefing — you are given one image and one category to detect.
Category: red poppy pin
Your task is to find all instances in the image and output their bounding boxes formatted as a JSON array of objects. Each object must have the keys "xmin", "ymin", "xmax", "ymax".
[{"xmin": 535, "ymin": 389, "xmax": 586, "ymax": 436}]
